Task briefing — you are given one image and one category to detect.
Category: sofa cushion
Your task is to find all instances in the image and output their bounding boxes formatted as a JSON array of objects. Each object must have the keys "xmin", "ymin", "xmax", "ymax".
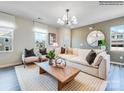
[
  {"xmin": 86, "ymin": 50, "xmax": 97, "ymax": 65},
  {"xmin": 69, "ymin": 56, "xmax": 98, "ymax": 68},
  {"xmin": 78, "ymin": 49, "xmax": 91, "ymax": 58},
  {"xmin": 24, "ymin": 56, "xmax": 39, "ymax": 63},
  {"xmin": 41, "ymin": 55, "xmax": 48, "ymax": 61},
  {"xmin": 58, "ymin": 54, "xmax": 76, "ymax": 60},
  {"xmin": 25, "ymin": 48, "xmax": 36, "ymax": 57}
]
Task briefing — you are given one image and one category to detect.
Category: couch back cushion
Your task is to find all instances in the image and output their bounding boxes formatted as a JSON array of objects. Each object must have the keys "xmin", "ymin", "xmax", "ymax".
[
  {"xmin": 78, "ymin": 49, "xmax": 91, "ymax": 58},
  {"xmin": 72, "ymin": 48, "xmax": 78, "ymax": 56}
]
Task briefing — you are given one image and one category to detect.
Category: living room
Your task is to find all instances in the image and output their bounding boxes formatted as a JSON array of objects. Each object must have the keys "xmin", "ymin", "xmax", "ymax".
[{"xmin": 0, "ymin": 0, "xmax": 124, "ymax": 92}]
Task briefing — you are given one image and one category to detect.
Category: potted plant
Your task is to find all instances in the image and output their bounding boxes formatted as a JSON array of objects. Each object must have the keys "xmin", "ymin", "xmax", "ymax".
[
  {"xmin": 98, "ymin": 39, "xmax": 107, "ymax": 50},
  {"xmin": 46, "ymin": 50, "xmax": 55, "ymax": 65}
]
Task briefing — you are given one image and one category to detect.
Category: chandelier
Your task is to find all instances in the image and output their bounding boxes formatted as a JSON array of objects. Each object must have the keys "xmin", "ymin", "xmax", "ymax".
[{"xmin": 57, "ymin": 9, "xmax": 78, "ymax": 26}]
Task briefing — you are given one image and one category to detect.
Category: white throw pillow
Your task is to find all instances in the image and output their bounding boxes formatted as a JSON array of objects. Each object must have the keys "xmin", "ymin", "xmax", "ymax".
[
  {"xmin": 92, "ymin": 52, "xmax": 106, "ymax": 66},
  {"xmin": 73, "ymin": 48, "xmax": 78, "ymax": 56},
  {"xmin": 66, "ymin": 48, "xmax": 73, "ymax": 55}
]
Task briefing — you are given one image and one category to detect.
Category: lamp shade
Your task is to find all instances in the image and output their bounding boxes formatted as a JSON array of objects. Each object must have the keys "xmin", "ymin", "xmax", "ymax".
[{"xmin": 53, "ymin": 43, "xmax": 58, "ymax": 47}]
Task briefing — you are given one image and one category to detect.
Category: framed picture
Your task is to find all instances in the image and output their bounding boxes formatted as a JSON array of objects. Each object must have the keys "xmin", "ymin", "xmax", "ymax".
[{"xmin": 48, "ymin": 33, "xmax": 56, "ymax": 45}]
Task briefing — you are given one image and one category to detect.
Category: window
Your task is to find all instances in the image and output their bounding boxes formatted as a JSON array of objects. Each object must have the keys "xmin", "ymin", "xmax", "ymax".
[
  {"xmin": 34, "ymin": 31, "xmax": 48, "ymax": 49},
  {"xmin": 0, "ymin": 27, "xmax": 14, "ymax": 52},
  {"xmin": 33, "ymin": 22, "xmax": 48, "ymax": 49},
  {"xmin": 0, "ymin": 12, "xmax": 15, "ymax": 52},
  {"xmin": 110, "ymin": 25, "xmax": 124, "ymax": 51}
]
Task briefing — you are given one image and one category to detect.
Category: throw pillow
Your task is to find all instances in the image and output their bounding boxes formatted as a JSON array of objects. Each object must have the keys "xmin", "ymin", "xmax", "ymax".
[
  {"xmin": 86, "ymin": 49, "xmax": 97, "ymax": 65},
  {"xmin": 61, "ymin": 47, "xmax": 65, "ymax": 54},
  {"xmin": 92, "ymin": 51, "xmax": 106, "ymax": 66},
  {"xmin": 66, "ymin": 48, "xmax": 73, "ymax": 55},
  {"xmin": 39, "ymin": 48, "xmax": 47, "ymax": 55},
  {"xmin": 93, "ymin": 56, "xmax": 103, "ymax": 66},
  {"xmin": 25, "ymin": 48, "xmax": 36, "ymax": 57}
]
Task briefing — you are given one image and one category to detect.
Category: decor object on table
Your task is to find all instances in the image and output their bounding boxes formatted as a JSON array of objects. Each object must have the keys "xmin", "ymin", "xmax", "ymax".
[
  {"xmin": 46, "ymin": 50, "xmax": 55, "ymax": 65},
  {"xmin": 87, "ymin": 30, "xmax": 105, "ymax": 47},
  {"xmin": 57, "ymin": 9, "xmax": 78, "ymax": 26},
  {"xmin": 48, "ymin": 33, "xmax": 56, "ymax": 45},
  {"xmin": 53, "ymin": 56, "xmax": 66, "ymax": 69}
]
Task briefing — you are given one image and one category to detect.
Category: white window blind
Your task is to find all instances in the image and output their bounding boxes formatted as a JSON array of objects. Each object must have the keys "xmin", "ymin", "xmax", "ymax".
[
  {"xmin": 0, "ymin": 12, "xmax": 15, "ymax": 28},
  {"xmin": 0, "ymin": 12, "xmax": 15, "ymax": 52},
  {"xmin": 33, "ymin": 22, "xmax": 48, "ymax": 48},
  {"xmin": 33, "ymin": 22, "xmax": 48, "ymax": 33}
]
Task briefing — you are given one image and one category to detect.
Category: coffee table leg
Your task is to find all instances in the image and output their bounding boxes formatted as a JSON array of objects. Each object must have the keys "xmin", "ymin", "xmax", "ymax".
[
  {"xmin": 58, "ymin": 81, "xmax": 64, "ymax": 91},
  {"xmin": 39, "ymin": 67, "xmax": 46, "ymax": 74},
  {"xmin": 58, "ymin": 76, "xmax": 76, "ymax": 91}
]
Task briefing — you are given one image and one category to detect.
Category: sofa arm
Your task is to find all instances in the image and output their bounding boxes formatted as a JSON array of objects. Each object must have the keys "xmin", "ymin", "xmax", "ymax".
[
  {"xmin": 21, "ymin": 50, "xmax": 25, "ymax": 63},
  {"xmin": 98, "ymin": 55, "xmax": 110, "ymax": 80}
]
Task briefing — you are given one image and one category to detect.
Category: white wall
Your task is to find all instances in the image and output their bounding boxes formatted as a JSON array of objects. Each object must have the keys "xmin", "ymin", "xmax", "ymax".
[
  {"xmin": 0, "ymin": 16, "xmax": 58, "ymax": 68},
  {"xmin": 58, "ymin": 27, "xmax": 71, "ymax": 47}
]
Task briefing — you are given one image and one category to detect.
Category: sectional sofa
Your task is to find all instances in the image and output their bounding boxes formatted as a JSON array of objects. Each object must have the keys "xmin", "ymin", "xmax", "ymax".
[{"xmin": 55, "ymin": 48, "xmax": 110, "ymax": 80}]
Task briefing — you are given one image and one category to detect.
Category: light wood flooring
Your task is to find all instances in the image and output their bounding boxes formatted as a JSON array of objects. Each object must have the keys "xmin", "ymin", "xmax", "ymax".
[{"xmin": 0, "ymin": 63, "xmax": 124, "ymax": 91}]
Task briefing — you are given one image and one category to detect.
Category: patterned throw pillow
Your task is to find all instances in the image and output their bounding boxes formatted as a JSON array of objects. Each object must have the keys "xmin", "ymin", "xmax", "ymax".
[
  {"xmin": 25, "ymin": 48, "xmax": 36, "ymax": 57},
  {"xmin": 39, "ymin": 48, "xmax": 47, "ymax": 55},
  {"xmin": 94, "ymin": 56, "xmax": 103, "ymax": 66},
  {"xmin": 86, "ymin": 50, "xmax": 97, "ymax": 65}
]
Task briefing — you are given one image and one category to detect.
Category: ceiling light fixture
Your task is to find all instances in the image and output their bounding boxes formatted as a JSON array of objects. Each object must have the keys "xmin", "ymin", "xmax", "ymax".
[{"xmin": 57, "ymin": 9, "xmax": 78, "ymax": 26}]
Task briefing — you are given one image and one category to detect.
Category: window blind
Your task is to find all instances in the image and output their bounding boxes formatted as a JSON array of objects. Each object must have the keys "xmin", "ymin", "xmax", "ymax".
[
  {"xmin": 0, "ymin": 12, "xmax": 15, "ymax": 28},
  {"xmin": 33, "ymin": 22, "xmax": 48, "ymax": 33}
]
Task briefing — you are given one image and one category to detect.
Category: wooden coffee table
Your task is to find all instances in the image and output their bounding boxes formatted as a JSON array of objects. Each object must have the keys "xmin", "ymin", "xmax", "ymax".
[{"xmin": 35, "ymin": 61, "xmax": 80, "ymax": 91}]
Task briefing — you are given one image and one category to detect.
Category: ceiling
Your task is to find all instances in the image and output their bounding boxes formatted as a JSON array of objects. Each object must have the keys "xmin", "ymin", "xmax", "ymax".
[{"xmin": 0, "ymin": 1, "xmax": 124, "ymax": 29}]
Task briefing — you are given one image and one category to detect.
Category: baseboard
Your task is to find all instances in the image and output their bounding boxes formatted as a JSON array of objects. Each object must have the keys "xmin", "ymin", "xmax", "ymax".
[
  {"xmin": 111, "ymin": 61, "xmax": 124, "ymax": 66},
  {"xmin": 0, "ymin": 62, "xmax": 22, "ymax": 68}
]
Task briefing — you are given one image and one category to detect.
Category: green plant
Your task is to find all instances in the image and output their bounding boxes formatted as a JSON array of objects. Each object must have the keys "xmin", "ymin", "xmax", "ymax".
[
  {"xmin": 99, "ymin": 39, "xmax": 107, "ymax": 46},
  {"xmin": 46, "ymin": 50, "xmax": 55, "ymax": 59}
]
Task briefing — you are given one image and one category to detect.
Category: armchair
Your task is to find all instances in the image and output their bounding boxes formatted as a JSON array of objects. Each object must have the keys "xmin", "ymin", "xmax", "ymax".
[{"xmin": 21, "ymin": 49, "xmax": 40, "ymax": 68}]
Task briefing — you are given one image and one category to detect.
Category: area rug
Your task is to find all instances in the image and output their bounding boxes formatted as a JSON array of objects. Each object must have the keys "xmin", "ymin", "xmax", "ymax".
[{"xmin": 15, "ymin": 65, "xmax": 107, "ymax": 91}]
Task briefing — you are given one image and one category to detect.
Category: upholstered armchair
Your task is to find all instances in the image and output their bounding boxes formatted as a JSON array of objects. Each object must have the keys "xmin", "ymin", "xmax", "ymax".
[{"xmin": 22, "ymin": 49, "xmax": 40, "ymax": 68}]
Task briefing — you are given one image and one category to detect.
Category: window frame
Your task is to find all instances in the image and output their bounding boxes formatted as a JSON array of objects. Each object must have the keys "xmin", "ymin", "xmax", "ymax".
[
  {"xmin": 0, "ymin": 26, "xmax": 14, "ymax": 52},
  {"xmin": 110, "ymin": 26, "xmax": 124, "ymax": 52}
]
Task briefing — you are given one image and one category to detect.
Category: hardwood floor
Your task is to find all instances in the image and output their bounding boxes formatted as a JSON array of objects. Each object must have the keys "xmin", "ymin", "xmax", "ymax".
[
  {"xmin": 0, "ymin": 63, "xmax": 124, "ymax": 91},
  {"xmin": 106, "ymin": 64, "xmax": 124, "ymax": 91}
]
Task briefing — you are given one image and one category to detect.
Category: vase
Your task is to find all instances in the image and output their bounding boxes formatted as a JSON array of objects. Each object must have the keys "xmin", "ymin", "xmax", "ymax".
[{"xmin": 49, "ymin": 59, "xmax": 53, "ymax": 65}]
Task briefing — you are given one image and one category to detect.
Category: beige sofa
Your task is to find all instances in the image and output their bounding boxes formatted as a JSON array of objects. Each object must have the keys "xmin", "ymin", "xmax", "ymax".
[{"xmin": 55, "ymin": 48, "xmax": 110, "ymax": 80}]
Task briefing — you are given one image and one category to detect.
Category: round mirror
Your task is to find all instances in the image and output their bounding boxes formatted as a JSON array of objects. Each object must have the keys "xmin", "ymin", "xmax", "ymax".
[{"xmin": 87, "ymin": 31, "xmax": 105, "ymax": 47}]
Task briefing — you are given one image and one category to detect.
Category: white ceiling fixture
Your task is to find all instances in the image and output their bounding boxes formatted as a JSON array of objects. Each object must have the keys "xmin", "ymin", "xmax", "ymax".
[{"xmin": 57, "ymin": 9, "xmax": 78, "ymax": 26}]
